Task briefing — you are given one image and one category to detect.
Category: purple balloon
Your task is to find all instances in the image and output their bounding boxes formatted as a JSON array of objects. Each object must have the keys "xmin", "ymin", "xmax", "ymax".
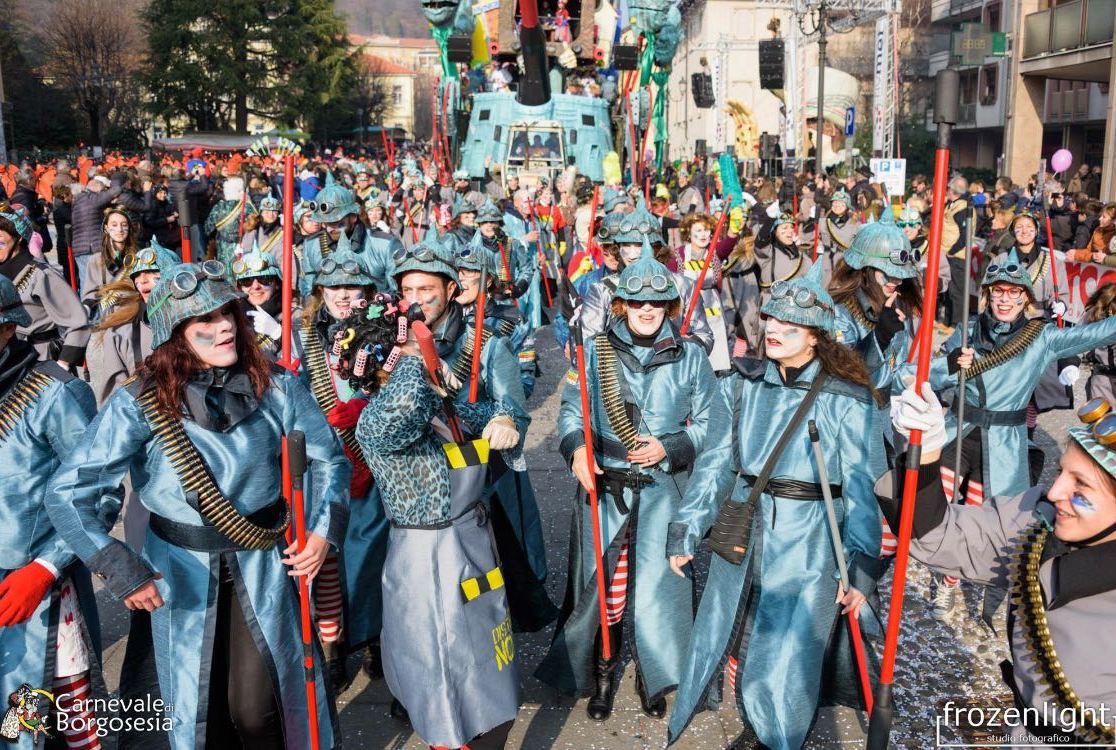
[{"xmin": 1051, "ymin": 148, "xmax": 1073, "ymax": 174}]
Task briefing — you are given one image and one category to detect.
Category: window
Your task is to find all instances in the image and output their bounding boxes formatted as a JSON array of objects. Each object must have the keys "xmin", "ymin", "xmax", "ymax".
[
  {"xmin": 479, "ymin": 109, "xmax": 491, "ymax": 121},
  {"xmin": 985, "ymin": 2, "xmax": 1001, "ymax": 31},
  {"xmin": 581, "ymin": 114, "xmax": 594, "ymax": 126},
  {"xmin": 392, "ymin": 85, "xmax": 403, "ymax": 107},
  {"xmin": 979, "ymin": 64, "xmax": 998, "ymax": 105}
]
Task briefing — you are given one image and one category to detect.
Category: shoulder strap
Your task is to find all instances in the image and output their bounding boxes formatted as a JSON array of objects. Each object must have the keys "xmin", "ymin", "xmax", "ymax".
[
  {"xmin": 135, "ymin": 387, "xmax": 289, "ymax": 550},
  {"xmin": 745, "ymin": 372, "xmax": 827, "ymax": 505}
]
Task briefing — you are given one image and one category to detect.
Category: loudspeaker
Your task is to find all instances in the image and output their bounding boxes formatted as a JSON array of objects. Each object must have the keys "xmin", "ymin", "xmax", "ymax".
[
  {"xmin": 612, "ymin": 45, "xmax": 640, "ymax": 70},
  {"xmin": 177, "ymin": 192, "xmax": 195, "ymax": 228},
  {"xmin": 447, "ymin": 35, "xmax": 473, "ymax": 63},
  {"xmin": 691, "ymin": 72, "xmax": 715, "ymax": 108},
  {"xmin": 758, "ymin": 39, "xmax": 785, "ymax": 90},
  {"xmin": 695, "ymin": 139, "xmax": 707, "ymax": 157}
]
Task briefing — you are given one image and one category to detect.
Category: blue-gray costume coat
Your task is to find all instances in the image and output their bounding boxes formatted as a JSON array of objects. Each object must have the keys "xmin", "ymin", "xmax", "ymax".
[
  {"xmin": 536, "ymin": 320, "xmax": 727, "ymax": 700},
  {"xmin": 502, "ymin": 210, "xmax": 543, "ymax": 331},
  {"xmin": 1, "ymin": 357, "xmax": 101, "ymax": 750},
  {"xmin": 299, "ymin": 225, "xmax": 398, "ymax": 297},
  {"xmin": 204, "ymin": 198, "xmax": 256, "ymax": 270},
  {"xmin": 46, "ymin": 370, "xmax": 349, "ymax": 750},
  {"xmin": 355, "ymin": 356, "xmax": 520, "ymax": 747},
  {"xmin": 295, "ymin": 308, "xmax": 388, "ymax": 651},
  {"xmin": 666, "ymin": 358, "xmax": 885, "ymax": 750},
  {"xmin": 921, "ymin": 312, "xmax": 1116, "ymax": 497},
  {"xmin": 433, "ymin": 304, "xmax": 557, "ymax": 630}
]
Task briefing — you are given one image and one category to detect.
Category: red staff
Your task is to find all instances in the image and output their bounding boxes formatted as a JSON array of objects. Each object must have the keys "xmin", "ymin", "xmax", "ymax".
[
  {"xmin": 469, "ymin": 262, "xmax": 487, "ymax": 404},
  {"xmin": 866, "ymin": 69, "xmax": 958, "ymax": 750},
  {"xmin": 680, "ymin": 207, "xmax": 729, "ymax": 336},
  {"xmin": 572, "ymin": 324, "xmax": 612, "ymax": 659},
  {"xmin": 1037, "ymin": 159, "xmax": 1065, "ymax": 328},
  {"xmin": 285, "ymin": 431, "xmax": 320, "ymax": 750}
]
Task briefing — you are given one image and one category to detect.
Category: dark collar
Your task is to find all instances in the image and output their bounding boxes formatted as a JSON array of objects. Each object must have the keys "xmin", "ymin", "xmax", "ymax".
[
  {"xmin": 0, "ymin": 339, "xmax": 40, "ymax": 398},
  {"xmin": 1041, "ymin": 520, "xmax": 1116, "ymax": 610},
  {"xmin": 0, "ymin": 249, "xmax": 34, "ymax": 282},
  {"xmin": 606, "ymin": 318, "xmax": 683, "ymax": 372},
  {"xmin": 763, "ymin": 357, "xmax": 821, "ymax": 387},
  {"xmin": 772, "ymin": 238, "xmax": 799, "ymax": 259},
  {"xmin": 973, "ymin": 311, "xmax": 1027, "ymax": 352},
  {"xmin": 181, "ymin": 365, "xmax": 260, "ymax": 432},
  {"xmin": 433, "ymin": 302, "xmax": 466, "ymax": 359}
]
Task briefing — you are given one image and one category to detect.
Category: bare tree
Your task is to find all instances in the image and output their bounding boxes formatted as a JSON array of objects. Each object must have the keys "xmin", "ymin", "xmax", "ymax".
[
  {"xmin": 354, "ymin": 55, "xmax": 394, "ymax": 143},
  {"xmin": 42, "ymin": 0, "xmax": 141, "ymax": 146}
]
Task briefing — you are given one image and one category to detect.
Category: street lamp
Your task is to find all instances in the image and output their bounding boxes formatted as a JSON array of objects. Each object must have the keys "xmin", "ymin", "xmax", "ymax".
[{"xmin": 797, "ymin": 0, "xmax": 834, "ymax": 172}]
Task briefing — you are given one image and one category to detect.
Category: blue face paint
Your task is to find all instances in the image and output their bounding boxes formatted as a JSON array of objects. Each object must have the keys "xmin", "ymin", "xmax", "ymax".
[{"xmin": 1071, "ymin": 494, "xmax": 1098, "ymax": 515}]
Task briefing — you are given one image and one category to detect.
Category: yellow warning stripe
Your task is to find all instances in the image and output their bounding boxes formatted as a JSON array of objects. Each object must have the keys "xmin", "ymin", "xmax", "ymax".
[
  {"xmin": 441, "ymin": 439, "xmax": 490, "ymax": 469},
  {"xmin": 461, "ymin": 567, "xmax": 505, "ymax": 602}
]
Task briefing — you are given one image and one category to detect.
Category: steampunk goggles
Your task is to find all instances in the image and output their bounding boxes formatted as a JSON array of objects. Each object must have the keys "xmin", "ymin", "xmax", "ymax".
[
  {"xmin": 622, "ymin": 273, "xmax": 671, "ymax": 294},
  {"xmin": 169, "ymin": 261, "xmax": 226, "ymax": 299},
  {"xmin": 319, "ymin": 258, "xmax": 362, "ymax": 275}
]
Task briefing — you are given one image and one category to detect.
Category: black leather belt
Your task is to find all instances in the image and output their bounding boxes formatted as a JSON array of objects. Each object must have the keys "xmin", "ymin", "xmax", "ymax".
[
  {"xmin": 952, "ymin": 400, "xmax": 1027, "ymax": 428},
  {"xmin": 596, "ymin": 468, "xmax": 655, "ymax": 515},
  {"xmin": 26, "ymin": 329, "xmax": 61, "ymax": 345},
  {"xmin": 741, "ymin": 475, "xmax": 841, "ymax": 501},
  {"xmin": 150, "ymin": 498, "xmax": 286, "ymax": 552}
]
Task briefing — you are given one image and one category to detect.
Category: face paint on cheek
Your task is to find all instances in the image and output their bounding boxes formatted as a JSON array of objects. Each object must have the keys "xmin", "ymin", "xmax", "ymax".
[
  {"xmin": 1071, "ymin": 494, "xmax": 1098, "ymax": 515},
  {"xmin": 191, "ymin": 330, "xmax": 216, "ymax": 349}
]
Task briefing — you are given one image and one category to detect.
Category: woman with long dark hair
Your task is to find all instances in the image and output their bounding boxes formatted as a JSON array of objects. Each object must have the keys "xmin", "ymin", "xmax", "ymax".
[
  {"xmin": 667, "ymin": 260, "xmax": 887, "ymax": 749},
  {"xmin": 82, "ymin": 206, "xmax": 140, "ymax": 306},
  {"xmin": 47, "ymin": 262, "xmax": 348, "ymax": 749}
]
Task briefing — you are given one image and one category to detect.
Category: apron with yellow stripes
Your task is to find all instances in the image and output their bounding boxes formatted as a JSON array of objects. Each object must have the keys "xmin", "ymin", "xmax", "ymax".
[
  {"xmin": 683, "ymin": 252, "xmax": 731, "ymax": 370},
  {"xmin": 379, "ymin": 438, "xmax": 521, "ymax": 747}
]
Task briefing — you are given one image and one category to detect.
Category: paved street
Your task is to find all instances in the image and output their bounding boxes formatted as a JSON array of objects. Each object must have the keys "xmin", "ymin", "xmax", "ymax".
[{"xmin": 96, "ymin": 324, "xmax": 1080, "ymax": 749}]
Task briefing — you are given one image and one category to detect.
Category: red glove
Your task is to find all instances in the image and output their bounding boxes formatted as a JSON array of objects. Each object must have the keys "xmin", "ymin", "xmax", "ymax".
[
  {"xmin": 327, "ymin": 398, "xmax": 369, "ymax": 431},
  {"xmin": 0, "ymin": 562, "xmax": 56, "ymax": 627},
  {"xmin": 343, "ymin": 444, "xmax": 373, "ymax": 498}
]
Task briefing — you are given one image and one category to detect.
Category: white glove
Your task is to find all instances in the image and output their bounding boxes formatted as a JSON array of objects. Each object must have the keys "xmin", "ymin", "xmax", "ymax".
[
  {"xmin": 1059, "ymin": 365, "xmax": 1081, "ymax": 386},
  {"xmin": 247, "ymin": 310, "xmax": 283, "ymax": 340},
  {"xmin": 482, "ymin": 416, "xmax": 520, "ymax": 451},
  {"xmin": 765, "ymin": 201, "xmax": 781, "ymax": 219},
  {"xmin": 1050, "ymin": 299, "xmax": 1068, "ymax": 318},
  {"xmin": 889, "ymin": 381, "xmax": 947, "ymax": 455}
]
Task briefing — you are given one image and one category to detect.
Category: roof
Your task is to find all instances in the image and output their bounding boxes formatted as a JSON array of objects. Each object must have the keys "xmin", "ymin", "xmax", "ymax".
[
  {"xmin": 349, "ymin": 33, "xmax": 437, "ymax": 49},
  {"xmin": 362, "ymin": 54, "xmax": 417, "ymax": 76}
]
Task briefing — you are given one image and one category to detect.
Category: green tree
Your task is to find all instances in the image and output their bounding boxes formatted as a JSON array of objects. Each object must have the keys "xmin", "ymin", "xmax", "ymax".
[{"xmin": 141, "ymin": 0, "xmax": 356, "ymax": 134}]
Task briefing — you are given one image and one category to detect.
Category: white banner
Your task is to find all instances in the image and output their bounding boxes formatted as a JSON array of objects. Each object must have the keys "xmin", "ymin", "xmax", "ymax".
[
  {"xmin": 872, "ymin": 16, "xmax": 890, "ymax": 155},
  {"xmin": 870, "ymin": 157, "xmax": 906, "ymax": 200}
]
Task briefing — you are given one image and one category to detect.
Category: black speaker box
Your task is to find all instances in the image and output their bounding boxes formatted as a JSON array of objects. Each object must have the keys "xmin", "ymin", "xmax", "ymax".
[
  {"xmin": 612, "ymin": 45, "xmax": 640, "ymax": 70},
  {"xmin": 447, "ymin": 35, "xmax": 473, "ymax": 63},
  {"xmin": 758, "ymin": 39, "xmax": 785, "ymax": 90},
  {"xmin": 691, "ymin": 72, "xmax": 715, "ymax": 108}
]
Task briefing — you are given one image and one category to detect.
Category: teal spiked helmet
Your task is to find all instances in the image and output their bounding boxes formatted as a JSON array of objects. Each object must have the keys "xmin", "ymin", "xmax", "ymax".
[
  {"xmin": 258, "ymin": 190, "xmax": 281, "ymax": 213},
  {"xmin": 313, "ymin": 232, "xmax": 375, "ymax": 287},
  {"xmin": 452, "ymin": 197, "xmax": 478, "ymax": 219},
  {"xmin": 148, "ymin": 261, "xmax": 243, "ymax": 349},
  {"xmin": 830, "ymin": 189, "xmax": 851, "ymax": 208},
  {"xmin": 294, "ymin": 200, "xmax": 315, "ymax": 226},
  {"xmin": 476, "ymin": 199, "xmax": 503, "ymax": 224},
  {"xmin": 844, "ymin": 209, "xmax": 920, "ymax": 280},
  {"xmin": 760, "ymin": 261, "xmax": 836, "ymax": 334},
  {"xmin": 393, "ymin": 235, "xmax": 460, "ymax": 286},
  {"xmin": 597, "ymin": 205, "xmax": 662, "ymax": 246},
  {"xmin": 455, "ymin": 234, "xmax": 500, "ymax": 276},
  {"xmin": 981, "ymin": 248, "xmax": 1034, "ymax": 296},
  {"xmin": 232, "ymin": 248, "xmax": 282, "ymax": 284},
  {"xmin": 0, "ymin": 275, "xmax": 31, "ymax": 327},
  {"xmin": 614, "ymin": 237, "xmax": 679, "ymax": 303},
  {"xmin": 0, "ymin": 203, "xmax": 33, "ymax": 243},
  {"xmin": 123, "ymin": 239, "xmax": 180, "ymax": 278},
  {"xmin": 601, "ymin": 187, "xmax": 632, "ymax": 214},
  {"xmin": 309, "ymin": 175, "xmax": 359, "ymax": 223}
]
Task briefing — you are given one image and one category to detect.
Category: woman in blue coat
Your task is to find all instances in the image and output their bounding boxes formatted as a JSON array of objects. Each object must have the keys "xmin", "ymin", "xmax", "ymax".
[
  {"xmin": 47, "ymin": 262, "xmax": 349, "ymax": 750},
  {"xmin": 536, "ymin": 239, "xmax": 728, "ymax": 722},
  {"xmin": 0, "ymin": 277, "xmax": 103, "ymax": 750},
  {"xmin": 666, "ymin": 261, "xmax": 886, "ymax": 749},
  {"xmin": 294, "ymin": 240, "xmax": 387, "ymax": 687}
]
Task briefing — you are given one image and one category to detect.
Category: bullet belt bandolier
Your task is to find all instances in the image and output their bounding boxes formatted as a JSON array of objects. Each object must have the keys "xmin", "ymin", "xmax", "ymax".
[
  {"xmin": 136, "ymin": 386, "xmax": 291, "ymax": 551},
  {"xmin": 301, "ymin": 320, "xmax": 366, "ymax": 464},
  {"xmin": 0, "ymin": 369, "xmax": 52, "ymax": 443},
  {"xmin": 1010, "ymin": 523, "xmax": 1115, "ymax": 744},
  {"xmin": 448, "ymin": 327, "xmax": 495, "ymax": 395},
  {"xmin": 962, "ymin": 319, "xmax": 1046, "ymax": 381},
  {"xmin": 12, "ymin": 264, "xmax": 38, "ymax": 295},
  {"xmin": 594, "ymin": 335, "xmax": 657, "ymax": 515}
]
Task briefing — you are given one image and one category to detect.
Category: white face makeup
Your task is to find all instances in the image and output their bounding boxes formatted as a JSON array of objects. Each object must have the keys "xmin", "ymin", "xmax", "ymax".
[
  {"xmin": 775, "ymin": 223, "xmax": 796, "ymax": 246},
  {"xmin": 1047, "ymin": 444, "xmax": 1116, "ymax": 544},
  {"xmin": 624, "ymin": 300, "xmax": 667, "ymax": 337},
  {"xmin": 459, "ymin": 212, "xmax": 477, "ymax": 227},
  {"xmin": 455, "ymin": 268, "xmax": 482, "ymax": 305},
  {"xmin": 105, "ymin": 213, "xmax": 130, "ymax": 246},
  {"xmin": 479, "ymin": 222, "xmax": 498, "ymax": 238},
  {"xmin": 400, "ymin": 271, "xmax": 456, "ymax": 326},
  {"xmin": 183, "ymin": 304, "xmax": 238, "ymax": 368},
  {"xmin": 0, "ymin": 229, "xmax": 19, "ymax": 263},
  {"xmin": 831, "ymin": 201, "xmax": 848, "ymax": 216},
  {"xmin": 763, "ymin": 317, "xmax": 817, "ymax": 366},
  {"xmin": 321, "ymin": 285, "xmax": 365, "ymax": 319},
  {"xmin": 261, "ymin": 210, "xmax": 279, "ymax": 224},
  {"xmin": 619, "ymin": 243, "xmax": 643, "ymax": 265},
  {"xmin": 689, "ymin": 222, "xmax": 712, "ymax": 250},
  {"xmin": 239, "ymin": 277, "xmax": 276, "ymax": 307},
  {"xmin": 300, "ymin": 216, "xmax": 321, "ymax": 235},
  {"xmin": 1013, "ymin": 220, "xmax": 1038, "ymax": 246},
  {"xmin": 133, "ymin": 271, "xmax": 161, "ymax": 303}
]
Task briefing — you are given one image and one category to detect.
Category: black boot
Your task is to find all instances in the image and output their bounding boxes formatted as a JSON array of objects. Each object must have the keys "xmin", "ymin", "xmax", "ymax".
[
  {"xmin": 635, "ymin": 670, "xmax": 666, "ymax": 718},
  {"xmin": 389, "ymin": 697, "xmax": 410, "ymax": 723},
  {"xmin": 322, "ymin": 642, "xmax": 350, "ymax": 694},
  {"xmin": 585, "ymin": 623, "xmax": 622, "ymax": 722},
  {"xmin": 363, "ymin": 639, "xmax": 384, "ymax": 679}
]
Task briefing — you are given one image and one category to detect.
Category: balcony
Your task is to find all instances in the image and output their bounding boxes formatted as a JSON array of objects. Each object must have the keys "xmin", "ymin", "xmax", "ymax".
[
  {"xmin": 1023, "ymin": 0, "xmax": 1114, "ymax": 58},
  {"xmin": 931, "ymin": 0, "xmax": 983, "ymax": 25}
]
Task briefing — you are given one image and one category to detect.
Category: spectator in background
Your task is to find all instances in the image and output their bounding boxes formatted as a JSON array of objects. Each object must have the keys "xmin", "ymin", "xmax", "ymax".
[
  {"xmin": 909, "ymin": 173, "xmax": 930, "ymax": 204},
  {"xmin": 53, "ymin": 185, "xmax": 75, "ymax": 286},
  {"xmin": 1072, "ymin": 197, "xmax": 1100, "ymax": 249},
  {"xmin": 1048, "ymin": 191, "xmax": 1075, "ymax": 251},
  {"xmin": 143, "ymin": 184, "xmax": 181, "ymax": 251},
  {"xmin": 988, "ymin": 206, "xmax": 1018, "ymax": 256},
  {"xmin": 993, "ymin": 176, "xmax": 1018, "ymax": 209},
  {"xmin": 9, "ymin": 171, "xmax": 52, "ymax": 255},
  {"xmin": 1067, "ymin": 163, "xmax": 1090, "ymax": 194},
  {"xmin": 1085, "ymin": 165, "xmax": 1102, "ymax": 198},
  {"xmin": 69, "ymin": 172, "xmax": 122, "ymax": 288},
  {"xmin": 941, "ymin": 175, "xmax": 970, "ymax": 326},
  {"xmin": 1069, "ymin": 203, "xmax": 1115, "ymax": 265}
]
